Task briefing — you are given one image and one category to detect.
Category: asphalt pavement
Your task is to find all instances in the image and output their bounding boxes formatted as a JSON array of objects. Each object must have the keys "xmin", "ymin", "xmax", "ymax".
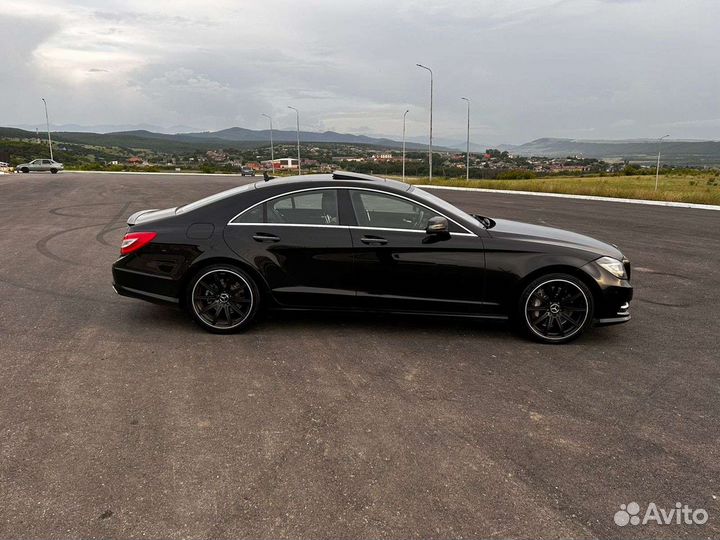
[{"xmin": 0, "ymin": 172, "xmax": 718, "ymax": 538}]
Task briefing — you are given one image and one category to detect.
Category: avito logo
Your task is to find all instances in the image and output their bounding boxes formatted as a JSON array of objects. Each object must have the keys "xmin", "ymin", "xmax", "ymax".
[{"xmin": 614, "ymin": 502, "xmax": 708, "ymax": 527}]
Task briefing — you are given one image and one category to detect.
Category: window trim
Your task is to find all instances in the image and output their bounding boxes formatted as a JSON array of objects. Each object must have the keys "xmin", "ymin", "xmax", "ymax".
[{"xmin": 227, "ymin": 186, "xmax": 477, "ymax": 236}]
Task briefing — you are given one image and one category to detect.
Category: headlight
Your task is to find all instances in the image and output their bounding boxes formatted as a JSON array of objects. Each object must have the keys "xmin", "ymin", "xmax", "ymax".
[{"xmin": 596, "ymin": 256, "xmax": 627, "ymax": 279}]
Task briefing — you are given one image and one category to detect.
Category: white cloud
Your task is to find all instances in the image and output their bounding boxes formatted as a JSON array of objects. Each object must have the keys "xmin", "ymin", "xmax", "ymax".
[{"xmin": 1, "ymin": 0, "xmax": 719, "ymax": 142}]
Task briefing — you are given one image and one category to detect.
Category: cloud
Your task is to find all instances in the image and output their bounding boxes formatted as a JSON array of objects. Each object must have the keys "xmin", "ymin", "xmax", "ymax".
[{"xmin": 0, "ymin": 0, "xmax": 719, "ymax": 142}]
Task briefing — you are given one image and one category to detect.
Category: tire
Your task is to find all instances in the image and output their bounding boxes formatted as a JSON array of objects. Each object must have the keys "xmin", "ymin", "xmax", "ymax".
[
  {"xmin": 518, "ymin": 273, "xmax": 594, "ymax": 344},
  {"xmin": 21, "ymin": 167, "xmax": 29, "ymax": 173},
  {"xmin": 50, "ymin": 168, "xmax": 58, "ymax": 174},
  {"xmin": 186, "ymin": 264, "xmax": 260, "ymax": 334}
]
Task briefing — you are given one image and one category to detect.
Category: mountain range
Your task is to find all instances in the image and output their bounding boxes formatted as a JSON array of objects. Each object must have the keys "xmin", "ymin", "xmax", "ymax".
[
  {"xmin": 500, "ymin": 138, "xmax": 720, "ymax": 165},
  {"xmin": 3, "ymin": 125, "xmax": 720, "ymax": 165}
]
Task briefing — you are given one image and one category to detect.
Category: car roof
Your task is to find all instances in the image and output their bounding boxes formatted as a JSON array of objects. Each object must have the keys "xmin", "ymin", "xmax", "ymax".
[{"xmin": 253, "ymin": 171, "xmax": 411, "ymax": 192}]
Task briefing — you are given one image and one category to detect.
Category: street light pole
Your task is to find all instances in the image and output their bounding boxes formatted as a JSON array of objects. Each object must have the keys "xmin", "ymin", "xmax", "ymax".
[
  {"xmin": 287, "ymin": 106, "xmax": 301, "ymax": 175},
  {"xmin": 461, "ymin": 97, "xmax": 470, "ymax": 181},
  {"xmin": 402, "ymin": 109, "xmax": 409, "ymax": 182},
  {"xmin": 41, "ymin": 98, "xmax": 53, "ymax": 161},
  {"xmin": 261, "ymin": 113, "xmax": 274, "ymax": 168},
  {"xmin": 416, "ymin": 64, "xmax": 433, "ymax": 182},
  {"xmin": 655, "ymin": 134, "xmax": 669, "ymax": 191}
]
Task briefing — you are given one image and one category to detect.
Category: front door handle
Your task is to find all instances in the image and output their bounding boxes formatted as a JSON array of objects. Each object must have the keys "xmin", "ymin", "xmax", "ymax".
[
  {"xmin": 253, "ymin": 232, "xmax": 280, "ymax": 243},
  {"xmin": 360, "ymin": 235, "xmax": 388, "ymax": 245}
]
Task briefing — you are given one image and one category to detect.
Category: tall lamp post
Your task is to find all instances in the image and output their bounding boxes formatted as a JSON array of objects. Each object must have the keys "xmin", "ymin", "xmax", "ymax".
[
  {"xmin": 287, "ymin": 106, "xmax": 301, "ymax": 175},
  {"xmin": 416, "ymin": 64, "xmax": 433, "ymax": 182},
  {"xmin": 402, "ymin": 109, "xmax": 409, "ymax": 182},
  {"xmin": 41, "ymin": 98, "xmax": 53, "ymax": 161},
  {"xmin": 261, "ymin": 113, "xmax": 274, "ymax": 169},
  {"xmin": 461, "ymin": 97, "xmax": 470, "ymax": 181},
  {"xmin": 655, "ymin": 134, "xmax": 669, "ymax": 191}
]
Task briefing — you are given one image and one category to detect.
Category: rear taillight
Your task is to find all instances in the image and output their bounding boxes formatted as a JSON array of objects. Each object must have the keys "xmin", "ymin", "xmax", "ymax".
[{"xmin": 120, "ymin": 232, "xmax": 157, "ymax": 255}]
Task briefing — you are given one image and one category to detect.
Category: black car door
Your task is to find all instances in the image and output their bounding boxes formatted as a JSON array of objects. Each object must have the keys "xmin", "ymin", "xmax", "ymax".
[
  {"xmin": 223, "ymin": 188, "xmax": 355, "ymax": 308},
  {"xmin": 347, "ymin": 189, "xmax": 489, "ymax": 315}
]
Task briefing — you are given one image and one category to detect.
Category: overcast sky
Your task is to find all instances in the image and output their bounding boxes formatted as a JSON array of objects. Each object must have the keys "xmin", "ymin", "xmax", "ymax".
[{"xmin": 2, "ymin": 0, "xmax": 719, "ymax": 144}]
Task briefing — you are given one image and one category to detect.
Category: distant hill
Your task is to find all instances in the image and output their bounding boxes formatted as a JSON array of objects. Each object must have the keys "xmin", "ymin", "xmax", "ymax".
[
  {"xmin": 0, "ymin": 126, "xmax": 432, "ymax": 153},
  {"xmin": 501, "ymin": 138, "xmax": 720, "ymax": 166},
  {"xmin": 12, "ymin": 123, "xmax": 201, "ymax": 134},
  {"xmin": 178, "ymin": 126, "xmax": 437, "ymax": 149},
  {"xmin": 4, "ymin": 126, "xmax": 719, "ymax": 165}
]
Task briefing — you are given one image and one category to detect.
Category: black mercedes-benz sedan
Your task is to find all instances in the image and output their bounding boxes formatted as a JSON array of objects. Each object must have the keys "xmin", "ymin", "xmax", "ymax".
[{"xmin": 112, "ymin": 171, "xmax": 632, "ymax": 343}]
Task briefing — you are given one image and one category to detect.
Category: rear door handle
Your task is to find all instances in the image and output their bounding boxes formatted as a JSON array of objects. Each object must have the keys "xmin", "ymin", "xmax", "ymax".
[
  {"xmin": 360, "ymin": 235, "xmax": 388, "ymax": 245},
  {"xmin": 253, "ymin": 232, "xmax": 280, "ymax": 242}
]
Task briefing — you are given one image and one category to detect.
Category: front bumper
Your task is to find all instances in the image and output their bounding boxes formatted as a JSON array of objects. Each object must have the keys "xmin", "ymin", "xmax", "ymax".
[
  {"xmin": 581, "ymin": 259, "xmax": 633, "ymax": 327},
  {"xmin": 596, "ymin": 302, "xmax": 631, "ymax": 326}
]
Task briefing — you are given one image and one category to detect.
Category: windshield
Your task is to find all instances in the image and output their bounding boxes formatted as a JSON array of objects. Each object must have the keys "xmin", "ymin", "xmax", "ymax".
[
  {"xmin": 410, "ymin": 186, "xmax": 477, "ymax": 225},
  {"xmin": 176, "ymin": 183, "xmax": 255, "ymax": 214}
]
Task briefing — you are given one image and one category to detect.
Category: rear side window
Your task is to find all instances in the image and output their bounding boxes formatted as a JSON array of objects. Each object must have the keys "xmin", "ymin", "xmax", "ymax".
[
  {"xmin": 268, "ymin": 190, "xmax": 338, "ymax": 225},
  {"xmin": 234, "ymin": 204, "xmax": 263, "ymax": 223},
  {"xmin": 231, "ymin": 189, "xmax": 339, "ymax": 226}
]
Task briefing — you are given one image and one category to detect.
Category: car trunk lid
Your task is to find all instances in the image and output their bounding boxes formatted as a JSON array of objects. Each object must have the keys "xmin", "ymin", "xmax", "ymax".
[{"xmin": 127, "ymin": 207, "xmax": 177, "ymax": 226}]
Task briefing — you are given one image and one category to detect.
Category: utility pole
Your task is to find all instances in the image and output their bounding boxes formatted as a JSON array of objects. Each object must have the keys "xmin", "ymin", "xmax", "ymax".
[
  {"xmin": 461, "ymin": 97, "xmax": 470, "ymax": 180},
  {"xmin": 41, "ymin": 98, "xmax": 53, "ymax": 160},
  {"xmin": 655, "ymin": 134, "xmax": 669, "ymax": 191},
  {"xmin": 402, "ymin": 109, "xmax": 409, "ymax": 182},
  {"xmin": 287, "ymin": 106, "xmax": 301, "ymax": 175},
  {"xmin": 416, "ymin": 64, "xmax": 433, "ymax": 182},
  {"xmin": 261, "ymin": 113, "xmax": 274, "ymax": 169}
]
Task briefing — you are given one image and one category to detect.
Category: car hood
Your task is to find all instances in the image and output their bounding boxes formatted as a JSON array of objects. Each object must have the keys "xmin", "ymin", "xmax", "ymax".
[
  {"xmin": 489, "ymin": 218, "xmax": 624, "ymax": 259},
  {"xmin": 127, "ymin": 207, "xmax": 178, "ymax": 226}
]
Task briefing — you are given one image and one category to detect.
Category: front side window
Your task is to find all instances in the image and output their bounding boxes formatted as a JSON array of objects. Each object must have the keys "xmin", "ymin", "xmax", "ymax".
[
  {"xmin": 267, "ymin": 190, "xmax": 338, "ymax": 225},
  {"xmin": 350, "ymin": 191, "xmax": 441, "ymax": 230}
]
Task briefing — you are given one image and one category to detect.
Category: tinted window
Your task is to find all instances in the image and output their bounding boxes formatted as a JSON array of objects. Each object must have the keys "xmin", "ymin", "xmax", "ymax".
[
  {"xmin": 411, "ymin": 186, "xmax": 476, "ymax": 225},
  {"xmin": 234, "ymin": 204, "xmax": 263, "ymax": 223},
  {"xmin": 350, "ymin": 191, "xmax": 441, "ymax": 230},
  {"xmin": 267, "ymin": 190, "xmax": 338, "ymax": 225}
]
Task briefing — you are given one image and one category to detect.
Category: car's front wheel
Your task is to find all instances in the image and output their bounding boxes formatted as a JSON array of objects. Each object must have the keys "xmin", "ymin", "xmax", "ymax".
[
  {"xmin": 186, "ymin": 264, "xmax": 260, "ymax": 334},
  {"xmin": 50, "ymin": 168, "xmax": 58, "ymax": 174},
  {"xmin": 518, "ymin": 273, "xmax": 594, "ymax": 344},
  {"xmin": 21, "ymin": 167, "xmax": 29, "ymax": 173}
]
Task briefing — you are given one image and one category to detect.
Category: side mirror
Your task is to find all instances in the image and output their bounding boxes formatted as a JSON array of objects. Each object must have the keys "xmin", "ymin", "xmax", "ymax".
[{"xmin": 426, "ymin": 216, "xmax": 449, "ymax": 235}]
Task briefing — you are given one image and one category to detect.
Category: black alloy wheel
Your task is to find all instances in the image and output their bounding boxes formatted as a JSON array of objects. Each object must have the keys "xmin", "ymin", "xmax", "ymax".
[
  {"xmin": 188, "ymin": 265, "xmax": 259, "ymax": 333},
  {"xmin": 520, "ymin": 274, "xmax": 593, "ymax": 344}
]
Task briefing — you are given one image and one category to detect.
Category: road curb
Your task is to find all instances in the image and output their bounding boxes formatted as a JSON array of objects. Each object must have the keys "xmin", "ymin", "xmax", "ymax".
[
  {"xmin": 416, "ymin": 184, "xmax": 720, "ymax": 211},
  {"xmin": 64, "ymin": 170, "xmax": 251, "ymax": 177}
]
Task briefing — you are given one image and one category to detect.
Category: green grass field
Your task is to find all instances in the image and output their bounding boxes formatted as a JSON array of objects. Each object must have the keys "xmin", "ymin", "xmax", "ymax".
[{"xmin": 400, "ymin": 173, "xmax": 720, "ymax": 206}]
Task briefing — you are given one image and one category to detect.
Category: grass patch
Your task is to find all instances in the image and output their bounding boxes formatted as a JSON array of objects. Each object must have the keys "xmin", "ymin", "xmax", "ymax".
[{"xmin": 399, "ymin": 173, "xmax": 720, "ymax": 206}]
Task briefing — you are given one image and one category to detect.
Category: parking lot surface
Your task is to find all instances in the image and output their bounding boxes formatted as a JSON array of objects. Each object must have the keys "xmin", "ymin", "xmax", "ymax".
[{"xmin": 0, "ymin": 172, "xmax": 718, "ymax": 538}]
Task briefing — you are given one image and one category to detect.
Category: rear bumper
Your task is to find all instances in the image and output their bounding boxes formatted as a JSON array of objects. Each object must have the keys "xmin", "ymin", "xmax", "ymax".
[
  {"xmin": 113, "ymin": 282, "xmax": 179, "ymax": 305},
  {"xmin": 112, "ymin": 264, "xmax": 180, "ymax": 305}
]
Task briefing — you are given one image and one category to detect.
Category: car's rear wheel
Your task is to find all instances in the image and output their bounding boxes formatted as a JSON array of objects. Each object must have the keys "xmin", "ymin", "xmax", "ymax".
[
  {"xmin": 186, "ymin": 265, "xmax": 259, "ymax": 333},
  {"xmin": 21, "ymin": 167, "xmax": 29, "ymax": 173},
  {"xmin": 518, "ymin": 273, "xmax": 594, "ymax": 344}
]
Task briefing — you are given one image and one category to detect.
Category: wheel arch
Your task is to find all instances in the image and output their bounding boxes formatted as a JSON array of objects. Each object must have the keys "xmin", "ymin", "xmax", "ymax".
[
  {"xmin": 178, "ymin": 256, "xmax": 272, "ymax": 308},
  {"xmin": 512, "ymin": 264, "xmax": 602, "ymax": 313}
]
